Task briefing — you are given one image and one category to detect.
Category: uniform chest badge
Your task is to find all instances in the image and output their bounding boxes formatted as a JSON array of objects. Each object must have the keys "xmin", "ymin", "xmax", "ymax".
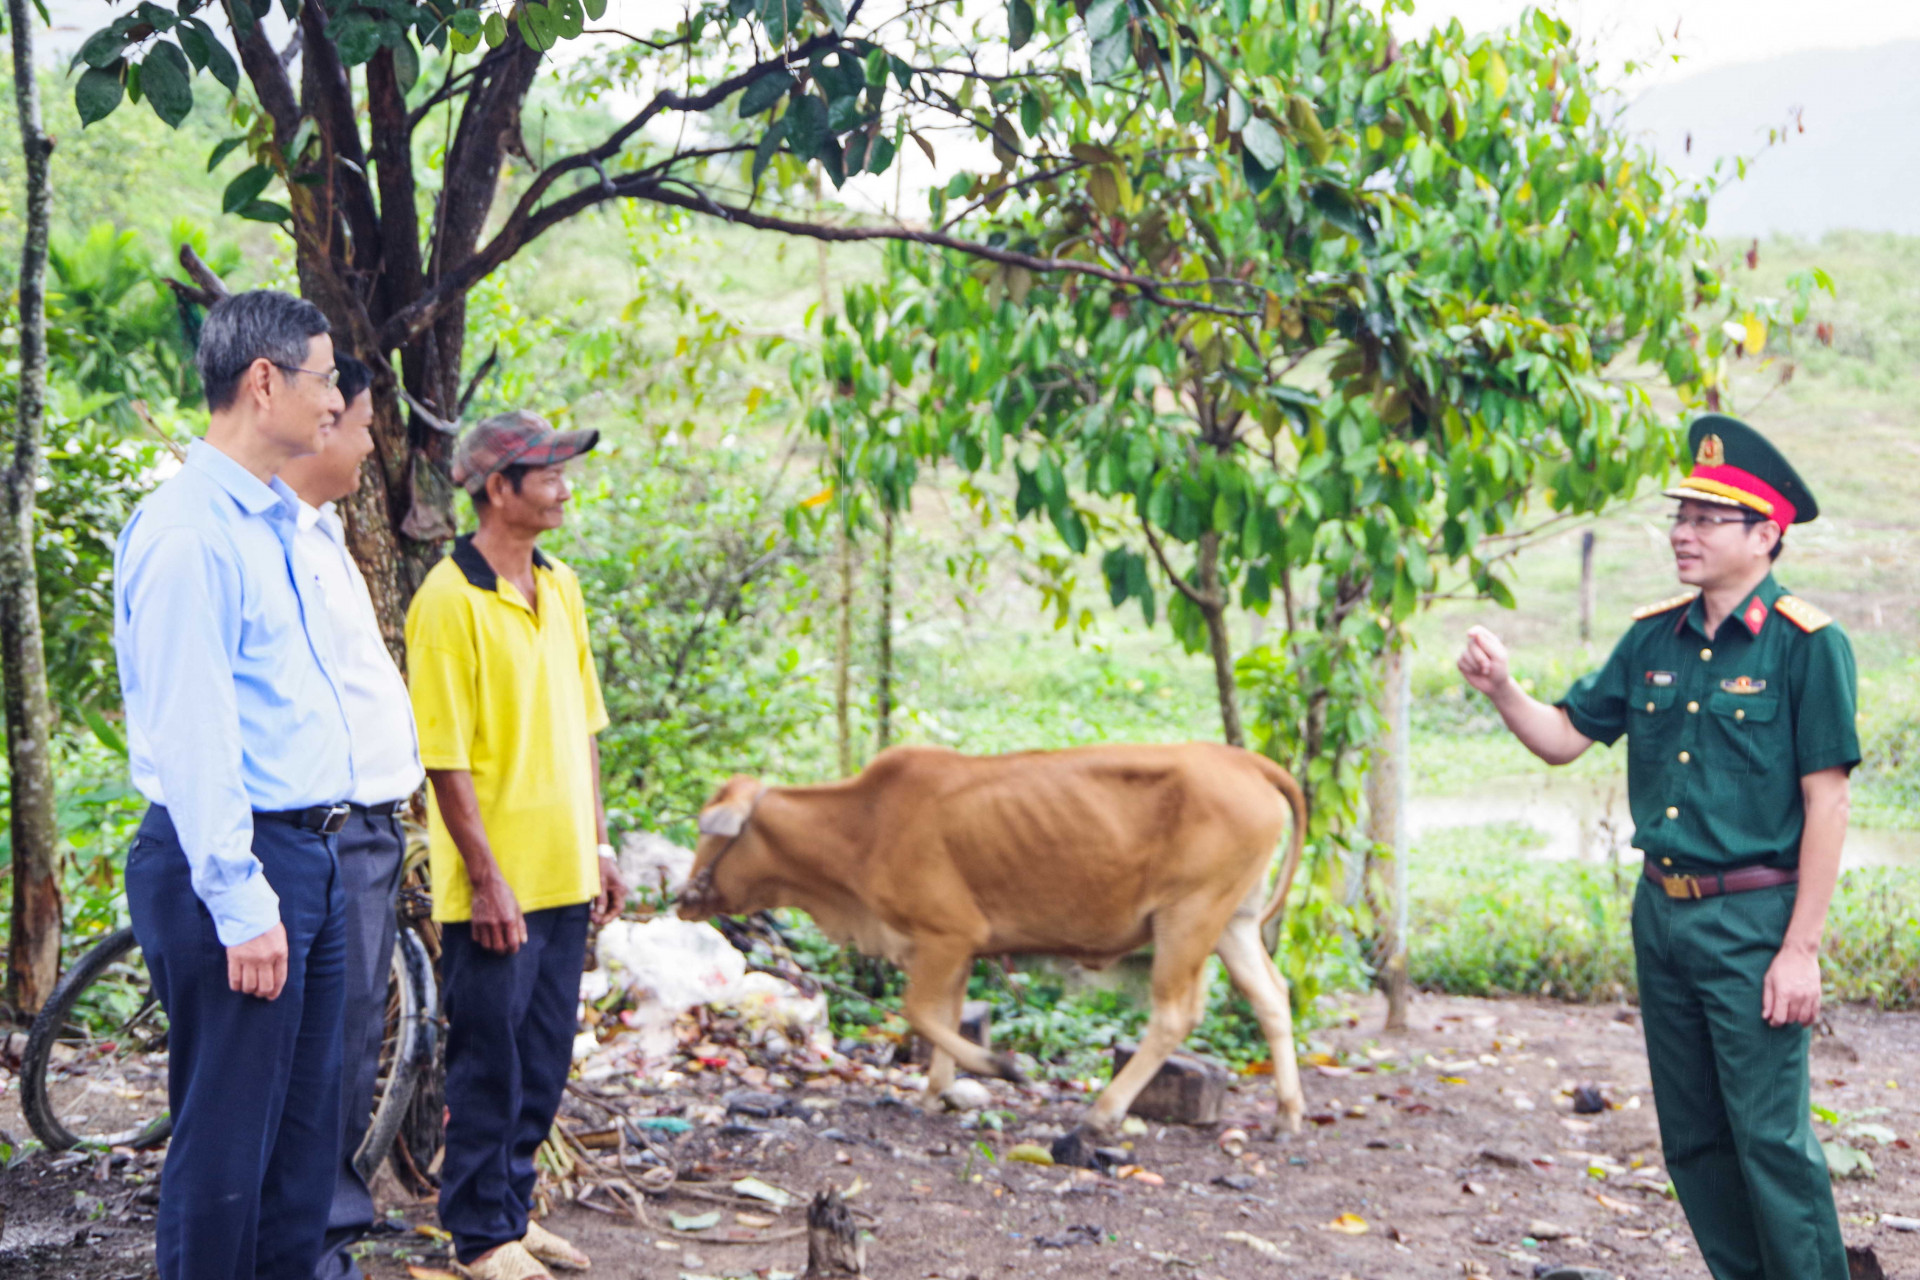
[
  {"xmin": 1720, "ymin": 676, "xmax": 1767, "ymax": 694},
  {"xmin": 1644, "ymin": 671, "xmax": 1675, "ymax": 686}
]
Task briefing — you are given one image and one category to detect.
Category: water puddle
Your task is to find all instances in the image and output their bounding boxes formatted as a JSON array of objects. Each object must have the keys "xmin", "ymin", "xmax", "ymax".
[{"xmin": 1411, "ymin": 772, "xmax": 1920, "ymax": 869}]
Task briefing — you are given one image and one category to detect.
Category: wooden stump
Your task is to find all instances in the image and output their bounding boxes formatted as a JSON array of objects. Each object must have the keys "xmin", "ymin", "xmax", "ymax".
[{"xmin": 803, "ymin": 1189, "xmax": 865, "ymax": 1278}]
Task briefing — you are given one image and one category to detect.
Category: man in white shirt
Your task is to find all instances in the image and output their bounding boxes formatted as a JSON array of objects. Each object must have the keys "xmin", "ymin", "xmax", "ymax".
[{"xmin": 280, "ymin": 355, "xmax": 427, "ymax": 1280}]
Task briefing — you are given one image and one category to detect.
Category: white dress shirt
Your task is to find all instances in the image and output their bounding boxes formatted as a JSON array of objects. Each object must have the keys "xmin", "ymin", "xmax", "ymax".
[{"xmin": 293, "ymin": 499, "xmax": 425, "ymax": 807}]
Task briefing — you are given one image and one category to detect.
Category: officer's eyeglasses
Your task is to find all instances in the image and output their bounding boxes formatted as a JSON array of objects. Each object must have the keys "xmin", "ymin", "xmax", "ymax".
[
  {"xmin": 1669, "ymin": 510, "xmax": 1767, "ymax": 532},
  {"xmin": 274, "ymin": 362, "xmax": 341, "ymax": 389}
]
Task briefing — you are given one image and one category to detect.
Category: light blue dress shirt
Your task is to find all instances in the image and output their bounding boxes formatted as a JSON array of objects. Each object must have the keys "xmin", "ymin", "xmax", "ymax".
[{"xmin": 114, "ymin": 440, "xmax": 356, "ymax": 945}]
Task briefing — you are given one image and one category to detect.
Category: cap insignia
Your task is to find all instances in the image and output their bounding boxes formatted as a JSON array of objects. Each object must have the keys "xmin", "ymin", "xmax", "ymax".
[
  {"xmin": 1775, "ymin": 594, "xmax": 1832, "ymax": 633},
  {"xmin": 1696, "ymin": 433, "xmax": 1726, "ymax": 467},
  {"xmin": 1633, "ymin": 592, "xmax": 1697, "ymax": 621}
]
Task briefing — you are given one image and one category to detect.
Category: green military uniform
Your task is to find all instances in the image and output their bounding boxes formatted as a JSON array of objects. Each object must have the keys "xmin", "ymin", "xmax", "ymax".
[{"xmin": 1555, "ymin": 417, "xmax": 1859, "ymax": 1280}]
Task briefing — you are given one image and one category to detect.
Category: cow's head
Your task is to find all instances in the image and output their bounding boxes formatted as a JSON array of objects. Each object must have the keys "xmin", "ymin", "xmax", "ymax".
[{"xmin": 675, "ymin": 774, "xmax": 766, "ymax": 921}]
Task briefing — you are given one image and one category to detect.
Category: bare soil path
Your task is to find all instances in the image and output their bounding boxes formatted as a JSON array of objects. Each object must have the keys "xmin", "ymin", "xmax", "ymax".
[{"xmin": 5, "ymin": 992, "xmax": 1918, "ymax": 1279}]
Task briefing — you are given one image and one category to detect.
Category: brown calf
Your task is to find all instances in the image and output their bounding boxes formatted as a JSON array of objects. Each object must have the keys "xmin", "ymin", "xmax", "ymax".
[{"xmin": 676, "ymin": 742, "xmax": 1308, "ymax": 1138}]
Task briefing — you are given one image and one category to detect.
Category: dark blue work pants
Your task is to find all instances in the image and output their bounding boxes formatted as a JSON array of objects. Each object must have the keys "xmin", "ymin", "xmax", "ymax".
[
  {"xmin": 127, "ymin": 804, "xmax": 347, "ymax": 1280},
  {"xmin": 315, "ymin": 807, "xmax": 407, "ymax": 1280},
  {"xmin": 437, "ymin": 903, "xmax": 589, "ymax": 1264}
]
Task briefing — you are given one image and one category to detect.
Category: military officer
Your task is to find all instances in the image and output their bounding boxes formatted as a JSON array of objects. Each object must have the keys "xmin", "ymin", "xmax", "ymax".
[{"xmin": 1457, "ymin": 414, "xmax": 1856, "ymax": 1280}]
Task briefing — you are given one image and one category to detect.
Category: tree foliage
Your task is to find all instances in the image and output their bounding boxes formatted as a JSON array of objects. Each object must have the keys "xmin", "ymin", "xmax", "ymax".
[{"xmin": 792, "ymin": 0, "xmax": 1832, "ymax": 994}]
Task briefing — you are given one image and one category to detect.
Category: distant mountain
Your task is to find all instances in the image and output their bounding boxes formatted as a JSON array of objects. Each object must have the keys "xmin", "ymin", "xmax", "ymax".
[{"xmin": 1623, "ymin": 41, "xmax": 1920, "ymax": 238}]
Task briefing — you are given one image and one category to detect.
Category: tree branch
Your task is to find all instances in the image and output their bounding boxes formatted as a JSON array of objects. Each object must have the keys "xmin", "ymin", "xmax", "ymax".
[{"xmin": 1141, "ymin": 517, "xmax": 1219, "ymax": 609}]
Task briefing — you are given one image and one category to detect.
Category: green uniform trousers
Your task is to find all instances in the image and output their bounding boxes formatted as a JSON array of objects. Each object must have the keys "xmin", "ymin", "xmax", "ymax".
[{"xmin": 1631, "ymin": 877, "xmax": 1847, "ymax": 1280}]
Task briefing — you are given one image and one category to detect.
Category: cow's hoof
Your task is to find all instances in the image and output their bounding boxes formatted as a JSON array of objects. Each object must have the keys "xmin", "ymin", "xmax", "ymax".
[
  {"xmin": 1049, "ymin": 1128, "xmax": 1121, "ymax": 1172},
  {"xmin": 1050, "ymin": 1128, "xmax": 1101, "ymax": 1169},
  {"xmin": 989, "ymin": 1051, "xmax": 1027, "ymax": 1084}
]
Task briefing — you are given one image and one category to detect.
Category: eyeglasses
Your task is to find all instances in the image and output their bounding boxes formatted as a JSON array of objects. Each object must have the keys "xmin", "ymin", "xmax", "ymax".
[
  {"xmin": 1670, "ymin": 511, "xmax": 1767, "ymax": 532},
  {"xmin": 273, "ymin": 362, "xmax": 340, "ymax": 389}
]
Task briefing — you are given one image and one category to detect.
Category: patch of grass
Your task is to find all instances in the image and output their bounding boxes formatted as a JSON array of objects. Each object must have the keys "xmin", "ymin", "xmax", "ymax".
[{"xmin": 1407, "ymin": 821, "xmax": 1920, "ymax": 1009}]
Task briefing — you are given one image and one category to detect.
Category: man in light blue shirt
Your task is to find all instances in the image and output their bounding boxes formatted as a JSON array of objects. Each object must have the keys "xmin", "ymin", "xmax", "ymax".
[{"xmin": 115, "ymin": 289, "xmax": 354, "ymax": 1280}]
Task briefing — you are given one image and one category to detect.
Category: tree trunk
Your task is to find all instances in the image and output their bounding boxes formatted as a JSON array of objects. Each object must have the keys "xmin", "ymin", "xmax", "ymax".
[
  {"xmin": 1195, "ymin": 532, "xmax": 1244, "ymax": 747},
  {"xmin": 834, "ymin": 503, "xmax": 855, "ymax": 776},
  {"xmin": 2, "ymin": 3, "xmax": 65, "ymax": 1013},
  {"xmin": 874, "ymin": 508, "xmax": 893, "ymax": 752},
  {"xmin": 803, "ymin": 1189, "xmax": 865, "ymax": 1278},
  {"xmin": 1366, "ymin": 642, "xmax": 1411, "ymax": 1032}
]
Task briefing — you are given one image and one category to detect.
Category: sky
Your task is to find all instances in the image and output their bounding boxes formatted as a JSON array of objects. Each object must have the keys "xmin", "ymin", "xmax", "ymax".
[{"xmin": 1406, "ymin": 0, "xmax": 1920, "ymax": 84}]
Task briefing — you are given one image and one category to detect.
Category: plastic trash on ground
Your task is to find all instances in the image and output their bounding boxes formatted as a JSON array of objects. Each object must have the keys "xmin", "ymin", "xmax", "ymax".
[
  {"xmin": 591, "ymin": 918, "xmax": 750, "ymax": 1070},
  {"xmin": 619, "ymin": 831, "xmax": 695, "ymax": 898},
  {"xmin": 726, "ymin": 971, "xmax": 832, "ymax": 1057}
]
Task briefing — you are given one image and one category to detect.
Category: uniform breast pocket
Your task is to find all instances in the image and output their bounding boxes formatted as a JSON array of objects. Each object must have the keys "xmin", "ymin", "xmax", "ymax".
[
  {"xmin": 1629, "ymin": 685, "xmax": 1679, "ymax": 759},
  {"xmin": 1707, "ymin": 690, "xmax": 1780, "ymax": 772}
]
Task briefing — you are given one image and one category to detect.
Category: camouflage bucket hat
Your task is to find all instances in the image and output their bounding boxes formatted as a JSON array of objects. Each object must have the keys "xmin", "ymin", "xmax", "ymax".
[{"xmin": 450, "ymin": 410, "xmax": 600, "ymax": 494}]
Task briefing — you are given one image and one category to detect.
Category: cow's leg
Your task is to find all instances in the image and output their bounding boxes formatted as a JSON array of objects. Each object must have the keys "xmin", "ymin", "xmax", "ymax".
[
  {"xmin": 923, "ymin": 966, "xmax": 969, "ymax": 1097},
  {"xmin": 903, "ymin": 938, "xmax": 1020, "ymax": 1082},
  {"xmin": 1215, "ymin": 915, "xmax": 1305, "ymax": 1134},
  {"xmin": 1077, "ymin": 909, "xmax": 1219, "ymax": 1139}
]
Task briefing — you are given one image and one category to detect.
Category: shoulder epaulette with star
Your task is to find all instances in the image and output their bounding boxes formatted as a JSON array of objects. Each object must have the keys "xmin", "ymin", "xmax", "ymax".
[
  {"xmin": 1632, "ymin": 592, "xmax": 1697, "ymax": 621},
  {"xmin": 1775, "ymin": 594, "xmax": 1832, "ymax": 633}
]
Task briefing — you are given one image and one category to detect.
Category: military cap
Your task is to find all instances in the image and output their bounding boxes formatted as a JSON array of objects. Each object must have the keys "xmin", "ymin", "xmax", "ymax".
[{"xmin": 1663, "ymin": 413, "xmax": 1818, "ymax": 529}]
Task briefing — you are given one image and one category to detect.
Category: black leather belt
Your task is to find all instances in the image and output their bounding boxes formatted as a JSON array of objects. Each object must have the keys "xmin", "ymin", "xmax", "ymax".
[
  {"xmin": 256, "ymin": 804, "xmax": 351, "ymax": 834},
  {"xmin": 352, "ymin": 799, "xmax": 404, "ymax": 818}
]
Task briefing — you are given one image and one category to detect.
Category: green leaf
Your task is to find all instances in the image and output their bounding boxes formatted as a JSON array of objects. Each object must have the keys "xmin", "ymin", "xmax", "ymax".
[
  {"xmin": 80, "ymin": 706, "xmax": 127, "ymax": 758},
  {"xmin": 392, "ymin": 38, "xmax": 420, "ymax": 94},
  {"xmin": 783, "ymin": 92, "xmax": 829, "ymax": 160},
  {"xmin": 738, "ymin": 69, "xmax": 794, "ymax": 118},
  {"xmin": 517, "ymin": 4, "xmax": 557, "ymax": 52},
  {"xmin": 139, "ymin": 41, "xmax": 193, "ymax": 128},
  {"xmin": 866, "ymin": 133, "xmax": 896, "ymax": 173},
  {"xmin": 330, "ymin": 12, "xmax": 384, "ymax": 65},
  {"xmin": 757, "ymin": 0, "xmax": 803, "ymax": 45},
  {"xmin": 1224, "ymin": 0, "xmax": 1250, "ymax": 25},
  {"xmin": 237, "ymin": 199, "xmax": 292, "ymax": 224},
  {"xmin": 816, "ymin": 0, "xmax": 848, "ymax": 34},
  {"xmin": 583, "ymin": 0, "xmax": 608, "ymax": 17},
  {"xmin": 1008, "ymin": 0, "xmax": 1034, "ymax": 51},
  {"xmin": 221, "ymin": 163, "xmax": 274, "ymax": 214},
  {"xmin": 1240, "ymin": 117, "xmax": 1285, "ymax": 171},
  {"xmin": 179, "ymin": 18, "xmax": 239, "ymax": 93},
  {"xmin": 551, "ymin": 0, "xmax": 586, "ymax": 40},
  {"xmin": 206, "ymin": 134, "xmax": 247, "ymax": 171},
  {"xmin": 1019, "ymin": 89, "xmax": 1043, "ymax": 138},
  {"xmin": 76, "ymin": 28, "xmax": 132, "ymax": 71},
  {"xmin": 75, "ymin": 65, "xmax": 124, "ymax": 126},
  {"xmin": 483, "ymin": 11, "xmax": 507, "ymax": 46},
  {"xmin": 752, "ymin": 117, "xmax": 787, "ymax": 184}
]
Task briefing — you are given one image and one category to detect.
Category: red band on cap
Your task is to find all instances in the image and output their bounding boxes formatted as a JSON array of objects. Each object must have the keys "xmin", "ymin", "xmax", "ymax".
[{"xmin": 1687, "ymin": 464, "xmax": 1796, "ymax": 529}]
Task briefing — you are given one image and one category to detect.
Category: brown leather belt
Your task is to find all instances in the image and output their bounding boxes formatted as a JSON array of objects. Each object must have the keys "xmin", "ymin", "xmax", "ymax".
[{"xmin": 1643, "ymin": 860, "xmax": 1798, "ymax": 900}]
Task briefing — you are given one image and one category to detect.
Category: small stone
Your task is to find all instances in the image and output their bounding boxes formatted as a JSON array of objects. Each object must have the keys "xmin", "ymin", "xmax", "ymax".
[
  {"xmin": 1114, "ymin": 1045, "xmax": 1229, "ymax": 1125},
  {"xmin": 1212, "ymin": 1173, "xmax": 1256, "ymax": 1191},
  {"xmin": 1532, "ymin": 1267, "xmax": 1613, "ymax": 1280},
  {"xmin": 939, "ymin": 1079, "xmax": 993, "ymax": 1112},
  {"xmin": 1571, "ymin": 1083, "xmax": 1608, "ymax": 1115},
  {"xmin": 725, "ymin": 1090, "xmax": 789, "ymax": 1118},
  {"xmin": 1526, "ymin": 1219, "xmax": 1571, "ymax": 1241},
  {"xmin": 1848, "ymin": 1244, "xmax": 1887, "ymax": 1280},
  {"xmin": 1477, "ymin": 1148, "xmax": 1527, "ymax": 1169},
  {"xmin": 1217, "ymin": 1128, "xmax": 1249, "ymax": 1157}
]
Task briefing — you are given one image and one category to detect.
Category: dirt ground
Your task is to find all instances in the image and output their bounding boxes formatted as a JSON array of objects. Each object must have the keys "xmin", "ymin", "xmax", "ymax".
[{"xmin": 5, "ymin": 991, "xmax": 1919, "ymax": 1280}]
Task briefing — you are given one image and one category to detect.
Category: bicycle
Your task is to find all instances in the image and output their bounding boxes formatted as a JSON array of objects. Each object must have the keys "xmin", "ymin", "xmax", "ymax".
[{"xmin": 19, "ymin": 847, "xmax": 442, "ymax": 1185}]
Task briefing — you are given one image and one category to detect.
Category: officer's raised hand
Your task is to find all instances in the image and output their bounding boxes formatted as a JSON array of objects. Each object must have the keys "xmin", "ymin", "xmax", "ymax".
[
  {"xmin": 1457, "ymin": 625, "xmax": 1512, "ymax": 695},
  {"xmin": 1457, "ymin": 626, "xmax": 1593, "ymax": 766}
]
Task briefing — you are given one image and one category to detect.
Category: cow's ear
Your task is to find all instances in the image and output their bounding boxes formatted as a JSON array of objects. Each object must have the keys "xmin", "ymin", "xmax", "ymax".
[{"xmin": 698, "ymin": 806, "xmax": 747, "ymax": 838}]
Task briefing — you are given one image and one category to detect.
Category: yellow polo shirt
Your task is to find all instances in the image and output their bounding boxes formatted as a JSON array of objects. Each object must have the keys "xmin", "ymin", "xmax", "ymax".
[{"xmin": 406, "ymin": 536, "xmax": 610, "ymax": 922}]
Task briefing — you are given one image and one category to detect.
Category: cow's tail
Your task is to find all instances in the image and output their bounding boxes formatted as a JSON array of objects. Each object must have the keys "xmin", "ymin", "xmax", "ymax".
[{"xmin": 1249, "ymin": 753, "xmax": 1309, "ymax": 929}]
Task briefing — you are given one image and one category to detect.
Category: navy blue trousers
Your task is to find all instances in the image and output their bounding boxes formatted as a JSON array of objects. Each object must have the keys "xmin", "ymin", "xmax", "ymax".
[
  {"xmin": 128, "ymin": 804, "xmax": 347, "ymax": 1280},
  {"xmin": 316, "ymin": 808, "xmax": 406, "ymax": 1280},
  {"xmin": 438, "ymin": 903, "xmax": 589, "ymax": 1264}
]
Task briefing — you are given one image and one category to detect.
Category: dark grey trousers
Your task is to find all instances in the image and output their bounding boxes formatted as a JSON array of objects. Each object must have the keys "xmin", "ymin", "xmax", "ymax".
[{"xmin": 313, "ymin": 807, "xmax": 406, "ymax": 1280}]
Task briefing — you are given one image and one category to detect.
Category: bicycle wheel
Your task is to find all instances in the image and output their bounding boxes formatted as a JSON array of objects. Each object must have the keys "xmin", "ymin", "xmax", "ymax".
[
  {"xmin": 354, "ymin": 921, "xmax": 437, "ymax": 1181},
  {"xmin": 20, "ymin": 927, "xmax": 173, "ymax": 1152}
]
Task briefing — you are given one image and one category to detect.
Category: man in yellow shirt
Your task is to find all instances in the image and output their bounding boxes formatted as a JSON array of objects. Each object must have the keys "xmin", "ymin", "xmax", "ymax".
[{"xmin": 406, "ymin": 411, "xmax": 626, "ymax": 1279}]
